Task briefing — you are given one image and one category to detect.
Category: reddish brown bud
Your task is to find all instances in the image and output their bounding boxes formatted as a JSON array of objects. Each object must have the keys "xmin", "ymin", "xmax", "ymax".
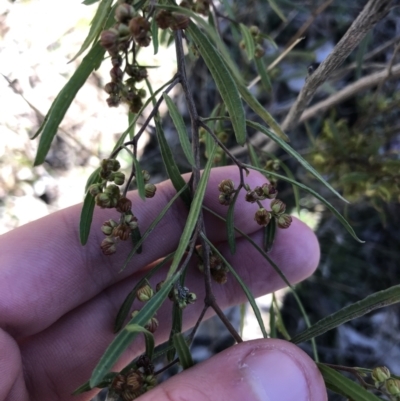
[
  {"xmin": 115, "ymin": 3, "xmax": 135, "ymax": 23},
  {"xmin": 262, "ymin": 183, "xmax": 278, "ymax": 199},
  {"xmin": 218, "ymin": 179, "xmax": 235, "ymax": 194},
  {"xmin": 110, "ymin": 66, "xmax": 124, "ymax": 82},
  {"xmin": 100, "ymin": 28, "xmax": 119, "ymax": 50},
  {"xmin": 218, "ymin": 192, "xmax": 231, "ymax": 206},
  {"xmin": 211, "ymin": 269, "xmax": 228, "ymax": 284},
  {"xmin": 116, "ymin": 197, "xmax": 132, "ymax": 213},
  {"xmin": 129, "ymin": 16, "xmax": 150, "ymax": 37},
  {"xmin": 170, "ymin": 13, "xmax": 190, "ymax": 30},
  {"xmin": 111, "ymin": 373, "xmax": 126, "ymax": 392},
  {"xmin": 254, "ymin": 208, "xmax": 271, "ymax": 226},
  {"xmin": 113, "ymin": 223, "xmax": 131, "ymax": 241},
  {"xmin": 155, "ymin": 10, "xmax": 172, "ymax": 29},
  {"xmin": 245, "ymin": 190, "xmax": 258, "ymax": 203},
  {"xmin": 145, "ymin": 316, "xmax": 159, "ymax": 333},
  {"xmin": 106, "ymin": 95, "xmax": 120, "ymax": 108},
  {"xmin": 101, "ymin": 219, "xmax": 117, "ymax": 235},
  {"xmin": 126, "ymin": 369, "xmax": 143, "ymax": 391},
  {"xmin": 104, "ymin": 82, "xmax": 119, "ymax": 94},
  {"xmin": 277, "ymin": 214, "xmax": 292, "ymax": 229},
  {"xmin": 270, "ymin": 199, "xmax": 286, "ymax": 215},
  {"xmin": 101, "ymin": 236, "xmax": 117, "ymax": 255}
]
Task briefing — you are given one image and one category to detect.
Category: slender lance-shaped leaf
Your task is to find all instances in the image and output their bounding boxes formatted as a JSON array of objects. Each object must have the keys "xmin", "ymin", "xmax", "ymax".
[
  {"xmin": 82, "ymin": 0, "xmax": 100, "ymax": 4},
  {"xmin": 90, "ymin": 273, "xmax": 180, "ymax": 387},
  {"xmin": 226, "ymin": 189, "xmax": 240, "ymax": 254},
  {"xmin": 244, "ymin": 164, "xmax": 364, "ymax": 243},
  {"xmin": 246, "ymin": 119, "xmax": 348, "ymax": 203},
  {"xmin": 264, "ymin": 217, "xmax": 276, "ymax": 252},
  {"xmin": 239, "ymin": 23, "xmax": 255, "ymax": 60},
  {"xmin": 163, "ymin": 93, "xmax": 195, "ymax": 167},
  {"xmin": 155, "ymin": 120, "xmax": 192, "ymax": 208},
  {"xmin": 292, "ymin": 284, "xmax": 400, "ymax": 345},
  {"xmin": 33, "ymin": 44, "xmax": 105, "ymax": 165},
  {"xmin": 167, "ymin": 145, "xmax": 217, "ymax": 279},
  {"xmin": 173, "ymin": 333, "xmax": 194, "ymax": 369},
  {"xmin": 130, "ymin": 226, "xmax": 142, "ymax": 254},
  {"xmin": 318, "ymin": 364, "xmax": 382, "ymax": 401},
  {"xmin": 151, "ymin": 17, "xmax": 159, "ymax": 55},
  {"xmin": 120, "ymin": 185, "xmax": 188, "ymax": 271},
  {"xmin": 167, "ymin": 304, "xmax": 183, "ymax": 362},
  {"xmin": 132, "ymin": 156, "xmax": 145, "ymax": 200},
  {"xmin": 254, "ymin": 57, "xmax": 271, "ymax": 92},
  {"xmin": 125, "ymin": 324, "xmax": 155, "ymax": 360},
  {"xmin": 238, "ymin": 84, "xmax": 289, "ymax": 142},
  {"xmin": 201, "ymin": 234, "xmax": 268, "ymax": 338},
  {"xmin": 73, "ymin": 372, "xmax": 116, "ymax": 395},
  {"xmin": 269, "ymin": 299, "xmax": 277, "ymax": 338},
  {"xmin": 267, "ymin": 0, "xmax": 287, "ymax": 22},
  {"xmin": 114, "ymin": 253, "xmax": 174, "ymax": 332},
  {"xmin": 80, "ymin": 170, "xmax": 101, "ymax": 245},
  {"xmin": 187, "ymin": 22, "xmax": 247, "ymax": 146},
  {"xmin": 70, "ymin": 0, "xmax": 113, "ymax": 62}
]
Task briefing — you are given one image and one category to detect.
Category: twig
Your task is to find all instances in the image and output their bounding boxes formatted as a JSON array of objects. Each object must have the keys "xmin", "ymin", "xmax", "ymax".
[
  {"xmin": 299, "ymin": 63, "xmax": 400, "ymax": 123},
  {"xmin": 285, "ymin": 0, "xmax": 334, "ymax": 49},
  {"xmin": 282, "ymin": 0, "xmax": 394, "ymax": 132}
]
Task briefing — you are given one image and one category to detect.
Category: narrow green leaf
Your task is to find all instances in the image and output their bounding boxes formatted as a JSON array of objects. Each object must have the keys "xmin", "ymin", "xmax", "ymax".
[
  {"xmin": 70, "ymin": 0, "xmax": 113, "ymax": 63},
  {"xmin": 238, "ymin": 84, "xmax": 289, "ymax": 142},
  {"xmin": 128, "ymin": 111, "xmax": 136, "ymax": 140},
  {"xmin": 254, "ymin": 57, "xmax": 271, "ymax": 92},
  {"xmin": 163, "ymin": 93, "xmax": 195, "ymax": 167},
  {"xmin": 130, "ymin": 226, "xmax": 142, "ymax": 254},
  {"xmin": 132, "ymin": 156, "xmax": 145, "ymax": 200},
  {"xmin": 114, "ymin": 253, "xmax": 174, "ymax": 332},
  {"xmin": 276, "ymin": 159, "xmax": 301, "ymax": 216},
  {"xmin": 201, "ymin": 234, "xmax": 268, "ymax": 338},
  {"xmin": 173, "ymin": 333, "xmax": 194, "ymax": 369},
  {"xmin": 239, "ymin": 23, "xmax": 255, "ymax": 60},
  {"xmin": 272, "ymin": 293, "xmax": 291, "ymax": 340},
  {"xmin": 33, "ymin": 44, "xmax": 105, "ymax": 165},
  {"xmin": 226, "ymin": 190, "xmax": 240, "ymax": 254},
  {"xmin": 167, "ymin": 304, "xmax": 183, "ymax": 362},
  {"xmin": 80, "ymin": 192, "xmax": 97, "ymax": 245},
  {"xmin": 247, "ymin": 142, "xmax": 261, "ymax": 169},
  {"xmin": 167, "ymin": 145, "xmax": 217, "ymax": 279},
  {"xmin": 84, "ymin": 167, "xmax": 101, "ymax": 193},
  {"xmin": 90, "ymin": 273, "xmax": 180, "ymax": 387},
  {"xmin": 73, "ymin": 372, "xmax": 116, "ymax": 395},
  {"xmin": 267, "ymin": 0, "xmax": 287, "ymax": 22},
  {"xmin": 269, "ymin": 300, "xmax": 277, "ymax": 338},
  {"xmin": 263, "ymin": 217, "xmax": 276, "ymax": 252},
  {"xmin": 243, "ymin": 164, "xmax": 364, "ymax": 243},
  {"xmin": 151, "ymin": 17, "xmax": 159, "ymax": 55},
  {"xmin": 121, "ymin": 185, "xmax": 188, "ymax": 271},
  {"xmin": 187, "ymin": 22, "xmax": 247, "ymax": 146},
  {"xmin": 125, "ymin": 324, "xmax": 155, "ymax": 360},
  {"xmin": 292, "ymin": 284, "xmax": 400, "ymax": 345},
  {"xmin": 155, "ymin": 120, "xmax": 192, "ymax": 208},
  {"xmin": 318, "ymin": 364, "xmax": 382, "ymax": 401},
  {"xmin": 82, "ymin": 0, "xmax": 100, "ymax": 4}
]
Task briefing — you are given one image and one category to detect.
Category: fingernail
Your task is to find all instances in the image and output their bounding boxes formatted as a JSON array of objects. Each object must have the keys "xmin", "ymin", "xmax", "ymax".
[{"xmin": 239, "ymin": 348, "xmax": 310, "ymax": 401}]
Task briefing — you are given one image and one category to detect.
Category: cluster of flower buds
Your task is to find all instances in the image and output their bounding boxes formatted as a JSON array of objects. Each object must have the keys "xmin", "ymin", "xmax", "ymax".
[
  {"xmin": 244, "ymin": 182, "xmax": 292, "ymax": 229},
  {"xmin": 371, "ymin": 366, "xmax": 399, "ymax": 396},
  {"xmin": 218, "ymin": 179, "xmax": 236, "ymax": 206},
  {"xmin": 168, "ymin": 284, "xmax": 197, "ymax": 309},
  {"xmin": 179, "ymin": 0, "xmax": 210, "ymax": 16},
  {"xmin": 99, "ymin": 3, "xmax": 149, "ymax": 111},
  {"xmin": 155, "ymin": 10, "xmax": 190, "ymax": 31},
  {"xmin": 198, "ymin": 250, "xmax": 229, "ymax": 284},
  {"xmin": 239, "ymin": 25, "xmax": 265, "ymax": 58},
  {"xmin": 111, "ymin": 367, "xmax": 157, "ymax": 401}
]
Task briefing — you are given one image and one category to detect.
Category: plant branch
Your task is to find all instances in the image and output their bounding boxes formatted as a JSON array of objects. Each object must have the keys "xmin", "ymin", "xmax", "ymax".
[
  {"xmin": 282, "ymin": 0, "xmax": 394, "ymax": 132},
  {"xmin": 299, "ymin": 63, "xmax": 400, "ymax": 123}
]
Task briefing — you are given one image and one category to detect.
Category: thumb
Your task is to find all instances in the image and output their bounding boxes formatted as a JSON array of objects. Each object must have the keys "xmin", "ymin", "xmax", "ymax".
[{"xmin": 140, "ymin": 339, "xmax": 327, "ymax": 401}]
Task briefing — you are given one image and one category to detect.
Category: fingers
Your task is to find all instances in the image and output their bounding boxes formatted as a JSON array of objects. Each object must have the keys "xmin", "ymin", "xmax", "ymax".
[
  {"xmin": 18, "ymin": 218, "xmax": 319, "ymax": 400},
  {"xmin": 0, "ymin": 166, "xmax": 267, "ymax": 337},
  {"xmin": 140, "ymin": 339, "xmax": 327, "ymax": 401}
]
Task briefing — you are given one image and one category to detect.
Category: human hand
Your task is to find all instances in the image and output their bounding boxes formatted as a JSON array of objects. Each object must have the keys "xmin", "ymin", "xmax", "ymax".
[{"xmin": 0, "ymin": 166, "xmax": 327, "ymax": 401}]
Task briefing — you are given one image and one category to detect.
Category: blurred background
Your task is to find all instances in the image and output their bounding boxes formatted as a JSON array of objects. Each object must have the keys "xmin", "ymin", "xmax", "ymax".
[{"xmin": 1, "ymin": 0, "xmax": 400, "ymax": 399}]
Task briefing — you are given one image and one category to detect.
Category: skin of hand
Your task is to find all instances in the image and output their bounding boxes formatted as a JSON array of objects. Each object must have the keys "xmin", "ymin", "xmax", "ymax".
[{"xmin": 0, "ymin": 166, "xmax": 327, "ymax": 401}]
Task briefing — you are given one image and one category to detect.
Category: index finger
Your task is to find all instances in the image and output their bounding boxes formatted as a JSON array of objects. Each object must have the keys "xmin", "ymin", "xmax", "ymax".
[{"xmin": 0, "ymin": 166, "xmax": 269, "ymax": 337}]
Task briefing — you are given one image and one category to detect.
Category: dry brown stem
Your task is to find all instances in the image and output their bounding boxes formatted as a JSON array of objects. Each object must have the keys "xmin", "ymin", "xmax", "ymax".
[{"xmin": 281, "ymin": 0, "xmax": 393, "ymax": 132}]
